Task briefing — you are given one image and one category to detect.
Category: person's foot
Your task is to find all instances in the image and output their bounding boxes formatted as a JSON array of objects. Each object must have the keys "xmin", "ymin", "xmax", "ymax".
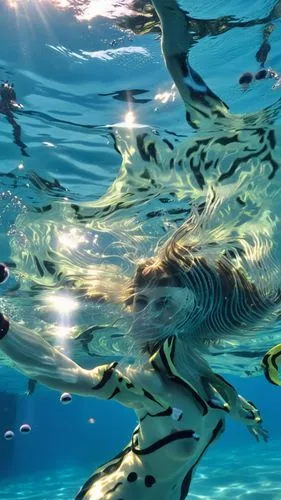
[
  {"xmin": 239, "ymin": 72, "xmax": 253, "ymax": 89},
  {"xmin": 239, "ymin": 68, "xmax": 281, "ymax": 90},
  {"xmin": 255, "ymin": 69, "xmax": 268, "ymax": 80}
]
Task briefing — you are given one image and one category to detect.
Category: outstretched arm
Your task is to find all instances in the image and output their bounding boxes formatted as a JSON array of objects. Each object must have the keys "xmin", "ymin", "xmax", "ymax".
[
  {"xmin": 151, "ymin": 0, "xmax": 230, "ymax": 129},
  {"xmin": 0, "ymin": 314, "xmax": 144, "ymax": 408},
  {"xmin": 202, "ymin": 372, "xmax": 268, "ymax": 441}
]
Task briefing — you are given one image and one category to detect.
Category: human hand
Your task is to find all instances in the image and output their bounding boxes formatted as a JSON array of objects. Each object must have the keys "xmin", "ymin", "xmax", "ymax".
[
  {"xmin": 10, "ymin": 101, "xmax": 24, "ymax": 110},
  {"xmin": 247, "ymin": 424, "xmax": 269, "ymax": 443}
]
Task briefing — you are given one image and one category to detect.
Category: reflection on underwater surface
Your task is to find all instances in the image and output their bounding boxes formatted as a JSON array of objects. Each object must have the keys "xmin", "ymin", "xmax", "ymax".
[{"xmin": 1, "ymin": 0, "xmax": 281, "ymax": 498}]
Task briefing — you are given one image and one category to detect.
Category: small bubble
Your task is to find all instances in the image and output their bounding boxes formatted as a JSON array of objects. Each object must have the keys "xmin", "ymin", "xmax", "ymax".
[
  {"xmin": 4, "ymin": 430, "xmax": 14, "ymax": 440},
  {"xmin": 60, "ymin": 392, "xmax": 72, "ymax": 405},
  {"xmin": 0, "ymin": 263, "xmax": 9, "ymax": 284},
  {"xmin": 88, "ymin": 417, "xmax": 95, "ymax": 424},
  {"xmin": 19, "ymin": 424, "xmax": 31, "ymax": 434}
]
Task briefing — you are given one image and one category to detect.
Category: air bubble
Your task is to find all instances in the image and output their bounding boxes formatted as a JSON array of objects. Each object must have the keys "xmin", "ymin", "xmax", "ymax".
[
  {"xmin": 0, "ymin": 263, "xmax": 9, "ymax": 284},
  {"xmin": 60, "ymin": 392, "xmax": 72, "ymax": 404},
  {"xmin": 19, "ymin": 424, "xmax": 31, "ymax": 434},
  {"xmin": 4, "ymin": 430, "xmax": 14, "ymax": 440}
]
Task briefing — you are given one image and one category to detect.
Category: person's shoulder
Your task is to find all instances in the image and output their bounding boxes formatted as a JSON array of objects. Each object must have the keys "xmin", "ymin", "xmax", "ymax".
[{"xmin": 125, "ymin": 362, "xmax": 165, "ymax": 395}]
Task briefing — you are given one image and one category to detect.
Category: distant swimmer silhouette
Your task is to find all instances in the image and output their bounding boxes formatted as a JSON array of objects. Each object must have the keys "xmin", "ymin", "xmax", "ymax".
[
  {"xmin": 0, "ymin": 81, "xmax": 29, "ymax": 157},
  {"xmin": 239, "ymin": 22, "xmax": 281, "ymax": 90}
]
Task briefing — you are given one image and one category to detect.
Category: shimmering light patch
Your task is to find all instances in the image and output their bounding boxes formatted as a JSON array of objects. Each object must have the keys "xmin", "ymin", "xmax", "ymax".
[
  {"xmin": 73, "ymin": 0, "xmax": 135, "ymax": 22},
  {"xmin": 46, "ymin": 44, "xmax": 150, "ymax": 63},
  {"xmin": 8, "ymin": 0, "xmax": 17, "ymax": 8},
  {"xmin": 2, "ymin": 440, "xmax": 281, "ymax": 498},
  {"xmin": 5, "ymin": 0, "xmax": 58, "ymax": 33},
  {"xmin": 155, "ymin": 85, "xmax": 177, "ymax": 104},
  {"xmin": 6, "ymin": 0, "xmax": 66, "ymax": 9},
  {"xmin": 48, "ymin": 45, "xmax": 88, "ymax": 61},
  {"xmin": 45, "ymin": 294, "xmax": 79, "ymax": 314},
  {"xmin": 6, "ymin": 0, "xmax": 44, "ymax": 10},
  {"xmin": 79, "ymin": 46, "xmax": 150, "ymax": 61},
  {"xmin": 6, "ymin": 0, "xmax": 136, "ymax": 22},
  {"xmin": 89, "ymin": 482, "xmax": 105, "ymax": 500},
  {"xmin": 125, "ymin": 111, "xmax": 135, "ymax": 127},
  {"xmin": 54, "ymin": 325, "xmax": 72, "ymax": 339},
  {"xmin": 57, "ymin": 228, "xmax": 86, "ymax": 250},
  {"xmin": 51, "ymin": 0, "xmax": 70, "ymax": 7}
]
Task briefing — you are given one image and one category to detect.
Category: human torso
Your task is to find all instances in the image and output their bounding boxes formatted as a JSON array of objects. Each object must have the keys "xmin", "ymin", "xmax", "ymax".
[{"xmin": 77, "ymin": 344, "xmax": 226, "ymax": 500}]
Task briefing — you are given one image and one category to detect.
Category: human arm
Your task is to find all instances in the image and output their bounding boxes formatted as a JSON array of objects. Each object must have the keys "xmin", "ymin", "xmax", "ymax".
[
  {"xmin": 151, "ymin": 0, "xmax": 230, "ymax": 129},
  {"xmin": 0, "ymin": 314, "xmax": 144, "ymax": 408},
  {"xmin": 202, "ymin": 372, "xmax": 268, "ymax": 442}
]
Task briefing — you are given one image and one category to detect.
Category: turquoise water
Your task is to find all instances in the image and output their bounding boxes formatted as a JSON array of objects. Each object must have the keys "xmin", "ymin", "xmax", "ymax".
[
  {"xmin": 2, "ymin": 440, "xmax": 281, "ymax": 499},
  {"xmin": 1, "ymin": 1, "xmax": 281, "ymax": 499}
]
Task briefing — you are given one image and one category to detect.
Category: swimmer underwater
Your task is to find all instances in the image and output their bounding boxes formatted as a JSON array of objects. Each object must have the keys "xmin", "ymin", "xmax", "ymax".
[{"xmin": 2, "ymin": 0, "xmax": 281, "ymax": 498}]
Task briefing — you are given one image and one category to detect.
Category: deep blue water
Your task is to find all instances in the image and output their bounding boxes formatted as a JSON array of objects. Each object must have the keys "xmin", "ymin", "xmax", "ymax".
[{"xmin": 1, "ymin": 1, "xmax": 281, "ymax": 499}]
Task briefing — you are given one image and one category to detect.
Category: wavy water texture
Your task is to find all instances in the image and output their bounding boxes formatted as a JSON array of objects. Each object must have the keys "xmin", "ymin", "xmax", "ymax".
[{"xmin": 1, "ymin": 0, "xmax": 281, "ymax": 390}]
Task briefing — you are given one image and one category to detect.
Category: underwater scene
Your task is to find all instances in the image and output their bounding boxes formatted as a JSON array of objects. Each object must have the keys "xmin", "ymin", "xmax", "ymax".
[{"xmin": 1, "ymin": 0, "xmax": 281, "ymax": 499}]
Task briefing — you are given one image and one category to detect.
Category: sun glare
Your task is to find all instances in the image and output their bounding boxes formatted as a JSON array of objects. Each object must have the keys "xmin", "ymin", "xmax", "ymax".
[
  {"xmin": 52, "ymin": 0, "xmax": 70, "ymax": 7},
  {"xmin": 54, "ymin": 325, "xmax": 72, "ymax": 339},
  {"xmin": 6, "ymin": 0, "xmax": 69, "ymax": 8},
  {"xmin": 155, "ymin": 85, "xmax": 177, "ymax": 104},
  {"xmin": 57, "ymin": 228, "xmax": 86, "ymax": 251},
  {"xmin": 6, "ymin": 0, "xmax": 135, "ymax": 22},
  {"xmin": 7, "ymin": 0, "xmax": 19, "ymax": 8},
  {"xmin": 124, "ymin": 111, "xmax": 136, "ymax": 127},
  {"xmin": 45, "ymin": 294, "xmax": 79, "ymax": 314}
]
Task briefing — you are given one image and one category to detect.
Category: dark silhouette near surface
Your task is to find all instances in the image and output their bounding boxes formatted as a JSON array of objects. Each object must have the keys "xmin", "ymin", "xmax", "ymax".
[{"xmin": 0, "ymin": 81, "xmax": 29, "ymax": 157}]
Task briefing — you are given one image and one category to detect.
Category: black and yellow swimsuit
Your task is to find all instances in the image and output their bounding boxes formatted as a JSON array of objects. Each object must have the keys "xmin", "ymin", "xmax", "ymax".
[
  {"xmin": 76, "ymin": 336, "xmax": 260, "ymax": 500},
  {"xmin": 262, "ymin": 343, "xmax": 281, "ymax": 386}
]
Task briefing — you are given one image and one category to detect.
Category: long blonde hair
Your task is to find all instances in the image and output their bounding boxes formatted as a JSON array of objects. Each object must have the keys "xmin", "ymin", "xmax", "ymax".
[{"xmin": 125, "ymin": 199, "xmax": 281, "ymax": 354}]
